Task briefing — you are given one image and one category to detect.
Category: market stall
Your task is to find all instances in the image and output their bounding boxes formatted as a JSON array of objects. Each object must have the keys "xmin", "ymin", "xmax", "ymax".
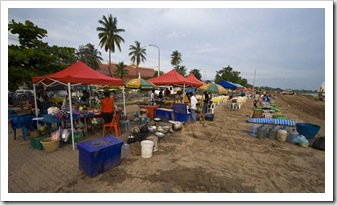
[
  {"xmin": 32, "ymin": 61, "xmax": 124, "ymax": 150},
  {"xmin": 148, "ymin": 69, "xmax": 203, "ymax": 122},
  {"xmin": 148, "ymin": 69, "xmax": 202, "ymax": 101}
]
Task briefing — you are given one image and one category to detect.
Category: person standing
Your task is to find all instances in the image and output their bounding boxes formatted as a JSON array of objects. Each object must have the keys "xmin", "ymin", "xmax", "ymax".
[
  {"xmin": 150, "ymin": 89, "xmax": 155, "ymax": 106},
  {"xmin": 164, "ymin": 87, "xmax": 171, "ymax": 97},
  {"xmin": 190, "ymin": 92, "xmax": 198, "ymax": 123},
  {"xmin": 100, "ymin": 91, "xmax": 114, "ymax": 124},
  {"xmin": 203, "ymin": 91, "xmax": 209, "ymax": 114},
  {"xmin": 158, "ymin": 90, "xmax": 164, "ymax": 107},
  {"xmin": 80, "ymin": 90, "xmax": 89, "ymax": 106},
  {"xmin": 254, "ymin": 92, "xmax": 260, "ymax": 107}
]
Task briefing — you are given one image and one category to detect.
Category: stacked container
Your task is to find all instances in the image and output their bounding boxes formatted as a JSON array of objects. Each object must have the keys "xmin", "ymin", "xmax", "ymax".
[{"xmin": 257, "ymin": 124, "xmax": 268, "ymax": 139}]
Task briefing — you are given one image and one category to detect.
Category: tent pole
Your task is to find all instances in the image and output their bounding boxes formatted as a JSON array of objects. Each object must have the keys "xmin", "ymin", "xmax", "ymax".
[
  {"xmin": 122, "ymin": 86, "xmax": 126, "ymax": 116},
  {"xmin": 33, "ymin": 84, "xmax": 39, "ymax": 128},
  {"xmin": 68, "ymin": 82, "xmax": 75, "ymax": 150},
  {"xmin": 33, "ymin": 84, "xmax": 38, "ymax": 117},
  {"xmin": 183, "ymin": 84, "xmax": 186, "ymax": 104}
]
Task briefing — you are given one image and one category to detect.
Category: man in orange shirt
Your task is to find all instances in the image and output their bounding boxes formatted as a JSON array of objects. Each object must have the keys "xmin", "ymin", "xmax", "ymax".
[{"xmin": 100, "ymin": 92, "xmax": 114, "ymax": 123}]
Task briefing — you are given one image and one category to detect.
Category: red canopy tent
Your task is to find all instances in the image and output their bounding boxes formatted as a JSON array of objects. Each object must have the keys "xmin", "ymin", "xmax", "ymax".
[
  {"xmin": 186, "ymin": 73, "xmax": 205, "ymax": 86},
  {"xmin": 148, "ymin": 69, "xmax": 203, "ymax": 106},
  {"xmin": 148, "ymin": 69, "xmax": 201, "ymax": 87},
  {"xmin": 32, "ymin": 61, "xmax": 124, "ymax": 86},
  {"xmin": 32, "ymin": 61, "xmax": 124, "ymax": 150}
]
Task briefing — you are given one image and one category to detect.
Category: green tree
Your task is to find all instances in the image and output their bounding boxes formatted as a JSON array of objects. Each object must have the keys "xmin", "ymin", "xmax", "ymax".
[
  {"xmin": 97, "ymin": 14, "xmax": 125, "ymax": 77},
  {"xmin": 175, "ymin": 65, "xmax": 187, "ymax": 77},
  {"xmin": 214, "ymin": 65, "xmax": 251, "ymax": 88},
  {"xmin": 8, "ymin": 20, "xmax": 77, "ymax": 91},
  {"xmin": 215, "ymin": 65, "xmax": 240, "ymax": 83},
  {"xmin": 170, "ymin": 50, "xmax": 182, "ymax": 68},
  {"xmin": 128, "ymin": 41, "xmax": 147, "ymax": 78},
  {"xmin": 152, "ymin": 70, "xmax": 162, "ymax": 77},
  {"xmin": 114, "ymin": 61, "xmax": 128, "ymax": 80},
  {"xmin": 76, "ymin": 43, "xmax": 103, "ymax": 70},
  {"xmin": 190, "ymin": 69, "xmax": 202, "ymax": 80}
]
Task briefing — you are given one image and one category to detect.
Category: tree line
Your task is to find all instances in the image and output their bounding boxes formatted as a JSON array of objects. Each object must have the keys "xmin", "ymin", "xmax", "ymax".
[{"xmin": 8, "ymin": 15, "xmax": 252, "ymax": 91}]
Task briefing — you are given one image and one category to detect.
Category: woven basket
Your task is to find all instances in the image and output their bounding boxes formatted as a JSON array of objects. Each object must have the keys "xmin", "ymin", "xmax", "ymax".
[{"xmin": 40, "ymin": 137, "xmax": 60, "ymax": 153}]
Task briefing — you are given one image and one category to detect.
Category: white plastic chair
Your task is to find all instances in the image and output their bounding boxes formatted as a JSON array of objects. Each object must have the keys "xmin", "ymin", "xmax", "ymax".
[{"xmin": 207, "ymin": 103, "xmax": 215, "ymax": 114}]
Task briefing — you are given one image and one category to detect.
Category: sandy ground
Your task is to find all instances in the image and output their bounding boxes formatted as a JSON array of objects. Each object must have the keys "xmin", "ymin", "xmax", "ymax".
[
  {"xmin": 49, "ymin": 93, "xmax": 326, "ymax": 195},
  {"xmin": 6, "ymin": 92, "xmax": 329, "ymax": 205}
]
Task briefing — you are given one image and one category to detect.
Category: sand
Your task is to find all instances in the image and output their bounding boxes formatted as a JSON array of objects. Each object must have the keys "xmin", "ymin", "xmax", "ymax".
[
  {"xmin": 7, "ymin": 92, "xmax": 328, "ymax": 204},
  {"xmin": 53, "ymin": 93, "xmax": 326, "ymax": 194}
]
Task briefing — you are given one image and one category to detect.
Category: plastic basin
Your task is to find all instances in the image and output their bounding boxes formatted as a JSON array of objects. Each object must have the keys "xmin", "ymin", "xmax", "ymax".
[{"xmin": 295, "ymin": 123, "xmax": 320, "ymax": 139}]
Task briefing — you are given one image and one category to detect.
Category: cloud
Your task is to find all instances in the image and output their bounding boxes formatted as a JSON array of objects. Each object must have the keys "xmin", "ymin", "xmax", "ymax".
[
  {"xmin": 166, "ymin": 31, "xmax": 186, "ymax": 38},
  {"xmin": 6, "ymin": 5, "xmax": 328, "ymax": 90}
]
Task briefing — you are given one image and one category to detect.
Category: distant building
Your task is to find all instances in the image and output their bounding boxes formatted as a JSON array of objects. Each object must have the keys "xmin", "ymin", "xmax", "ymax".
[{"xmin": 98, "ymin": 63, "xmax": 159, "ymax": 81}]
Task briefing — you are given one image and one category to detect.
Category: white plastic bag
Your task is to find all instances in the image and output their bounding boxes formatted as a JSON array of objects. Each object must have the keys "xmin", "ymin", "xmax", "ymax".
[
  {"xmin": 61, "ymin": 129, "xmax": 70, "ymax": 142},
  {"xmin": 51, "ymin": 127, "xmax": 60, "ymax": 141}
]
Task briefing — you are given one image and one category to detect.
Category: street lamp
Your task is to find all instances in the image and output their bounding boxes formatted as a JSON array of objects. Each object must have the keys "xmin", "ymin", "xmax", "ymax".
[{"xmin": 149, "ymin": 44, "xmax": 160, "ymax": 77}]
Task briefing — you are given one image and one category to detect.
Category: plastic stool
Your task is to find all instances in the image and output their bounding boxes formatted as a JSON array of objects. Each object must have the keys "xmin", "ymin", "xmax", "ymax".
[
  {"xmin": 138, "ymin": 116, "xmax": 147, "ymax": 126},
  {"xmin": 120, "ymin": 120, "xmax": 130, "ymax": 132}
]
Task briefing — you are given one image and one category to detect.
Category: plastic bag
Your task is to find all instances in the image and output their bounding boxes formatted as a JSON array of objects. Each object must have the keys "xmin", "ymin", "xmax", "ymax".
[
  {"xmin": 51, "ymin": 127, "xmax": 60, "ymax": 141},
  {"xmin": 292, "ymin": 135, "xmax": 309, "ymax": 148},
  {"xmin": 292, "ymin": 135, "xmax": 306, "ymax": 144},
  {"xmin": 61, "ymin": 129, "xmax": 70, "ymax": 142},
  {"xmin": 76, "ymin": 120, "xmax": 84, "ymax": 129},
  {"xmin": 311, "ymin": 137, "xmax": 325, "ymax": 150}
]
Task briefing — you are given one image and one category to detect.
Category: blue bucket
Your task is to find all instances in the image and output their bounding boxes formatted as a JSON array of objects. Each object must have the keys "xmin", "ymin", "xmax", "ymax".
[{"xmin": 295, "ymin": 123, "xmax": 320, "ymax": 139}]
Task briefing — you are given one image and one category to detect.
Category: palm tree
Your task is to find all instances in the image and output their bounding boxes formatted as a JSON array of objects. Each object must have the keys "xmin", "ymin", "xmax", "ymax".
[
  {"xmin": 97, "ymin": 14, "xmax": 125, "ymax": 77},
  {"xmin": 170, "ymin": 50, "xmax": 182, "ymax": 68},
  {"xmin": 114, "ymin": 61, "xmax": 129, "ymax": 80},
  {"xmin": 76, "ymin": 43, "xmax": 103, "ymax": 70},
  {"xmin": 190, "ymin": 69, "xmax": 202, "ymax": 80},
  {"xmin": 128, "ymin": 41, "xmax": 147, "ymax": 78},
  {"xmin": 175, "ymin": 65, "xmax": 187, "ymax": 77}
]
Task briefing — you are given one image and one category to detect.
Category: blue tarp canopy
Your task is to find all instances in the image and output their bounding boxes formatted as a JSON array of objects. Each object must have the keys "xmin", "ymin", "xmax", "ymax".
[{"xmin": 218, "ymin": 80, "xmax": 244, "ymax": 89}]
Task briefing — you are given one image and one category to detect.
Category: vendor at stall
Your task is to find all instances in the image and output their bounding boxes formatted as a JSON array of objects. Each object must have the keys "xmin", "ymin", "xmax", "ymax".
[
  {"xmin": 100, "ymin": 91, "xmax": 114, "ymax": 124},
  {"xmin": 80, "ymin": 90, "xmax": 89, "ymax": 106},
  {"xmin": 157, "ymin": 90, "xmax": 164, "ymax": 107},
  {"xmin": 190, "ymin": 92, "xmax": 198, "ymax": 123},
  {"xmin": 150, "ymin": 89, "xmax": 155, "ymax": 106}
]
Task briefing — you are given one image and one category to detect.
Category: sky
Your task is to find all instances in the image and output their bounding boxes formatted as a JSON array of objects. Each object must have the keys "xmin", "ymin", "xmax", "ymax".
[{"xmin": 4, "ymin": 1, "xmax": 332, "ymax": 90}]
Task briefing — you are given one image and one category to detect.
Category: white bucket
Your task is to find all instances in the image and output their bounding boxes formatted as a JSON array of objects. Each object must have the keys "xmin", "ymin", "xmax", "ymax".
[
  {"xmin": 141, "ymin": 140, "xmax": 154, "ymax": 158},
  {"xmin": 146, "ymin": 136, "xmax": 158, "ymax": 152}
]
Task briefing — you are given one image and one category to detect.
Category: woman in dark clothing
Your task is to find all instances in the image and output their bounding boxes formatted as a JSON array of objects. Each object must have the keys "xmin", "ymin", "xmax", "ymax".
[{"xmin": 203, "ymin": 91, "xmax": 210, "ymax": 114}]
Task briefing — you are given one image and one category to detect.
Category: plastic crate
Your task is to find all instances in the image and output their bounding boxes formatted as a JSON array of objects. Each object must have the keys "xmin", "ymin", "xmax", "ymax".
[
  {"xmin": 174, "ymin": 112, "xmax": 191, "ymax": 123},
  {"xmin": 77, "ymin": 135, "xmax": 123, "ymax": 177},
  {"xmin": 30, "ymin": 133, "xmax": 50, "ymax": 150}
]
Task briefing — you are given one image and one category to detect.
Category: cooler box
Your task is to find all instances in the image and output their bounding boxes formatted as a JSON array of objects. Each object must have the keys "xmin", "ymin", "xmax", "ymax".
[
  {"xmin": 205, "ymin": 113, "xmax": 214, "ymax": 121},
  {"xmin": 172, "ymin": 103, "xmax": 191, "ymax": 123},
  {"xmin": 174, "ymin": 112, "xmax": 191, "ymax": 123},
  {"xmin": 77, "ymin": 135, "xmax": 123, "ymax": 177}
]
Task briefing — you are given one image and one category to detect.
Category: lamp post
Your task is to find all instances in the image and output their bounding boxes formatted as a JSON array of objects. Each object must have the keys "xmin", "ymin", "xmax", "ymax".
[{"xmin": 149, "ymin": 44, "xmax": 160, "ymax": 77}]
